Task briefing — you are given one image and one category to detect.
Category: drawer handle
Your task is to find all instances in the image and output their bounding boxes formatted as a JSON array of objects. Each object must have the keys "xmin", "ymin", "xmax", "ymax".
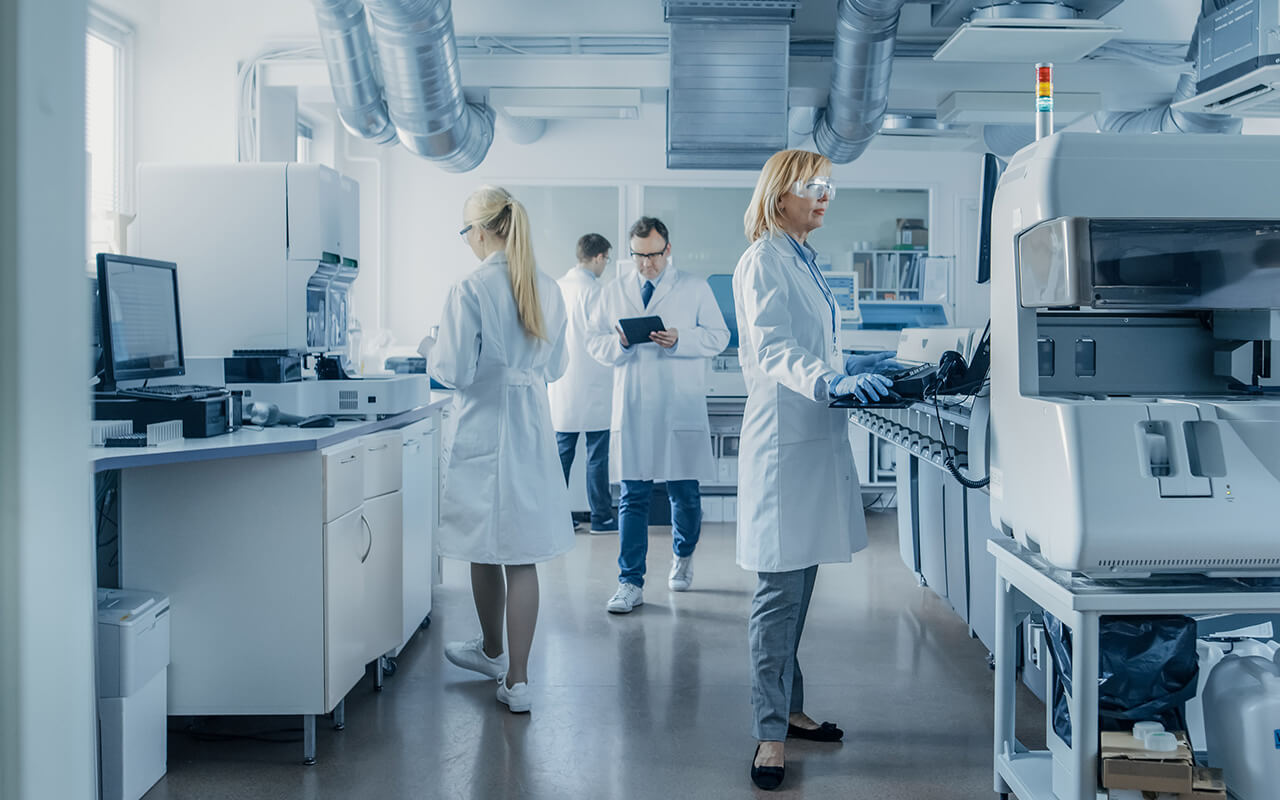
[
  {"xmin": 367, "ymin": 444, "xmax": 389, "ymax": 452},
  {"xmin": 360, "ymin": 515, "xmax": 373, "ymax": 564},
  {"xmin": 340, "ymin": 455, "xmax": 357, "ymax": 464},
  {"xmin": 403, "ymin": 438, "xmax": 418, "ymax": 447}
]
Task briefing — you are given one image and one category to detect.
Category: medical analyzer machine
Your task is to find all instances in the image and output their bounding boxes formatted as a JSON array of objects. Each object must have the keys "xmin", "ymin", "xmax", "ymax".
[
  {"xmin": 989, "ymin": 133, "xmax": 1280, "ymax": 575},
  {"xmin": 135, "ymin": 163, "xmax": 426, "ymax": 417}
]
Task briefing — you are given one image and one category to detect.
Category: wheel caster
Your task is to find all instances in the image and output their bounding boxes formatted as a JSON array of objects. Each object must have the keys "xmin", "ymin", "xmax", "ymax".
[
  {"xmin": 419, "ymin": 614, "xmax": 431, "ymax": 631},
  {"xmin": 304, "ymin": 757, "xmax": 316, "ymax": 766},
  {"xmin": 334, "ymin": 721, "xmax": 345, "ymax": 731},
  {"xmin": 382, "ymin": 656, "xmax": 398, "ymax": 677}
]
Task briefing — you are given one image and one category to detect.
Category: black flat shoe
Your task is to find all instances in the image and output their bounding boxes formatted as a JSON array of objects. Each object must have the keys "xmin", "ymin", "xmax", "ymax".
[
  {"xmin": 787, "ymin": 721, "xmax": 844, "ymax": 742},
  {"xmin": 751, "ymin": 744, "xmax": 785, "ymax": 791}
]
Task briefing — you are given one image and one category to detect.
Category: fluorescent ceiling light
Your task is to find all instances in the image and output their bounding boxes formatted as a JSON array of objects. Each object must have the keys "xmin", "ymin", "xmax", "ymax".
[
  {"xmin": 937, "ymin": 91, "xmax": 1102, "ymax": 125},
  {"xmin": 488, "ymin": 88, "xmax": 642, "ymax": 119},
  {"xmin": 933, "ymin": 18, "xmax": 1121, "ymax": 63}
]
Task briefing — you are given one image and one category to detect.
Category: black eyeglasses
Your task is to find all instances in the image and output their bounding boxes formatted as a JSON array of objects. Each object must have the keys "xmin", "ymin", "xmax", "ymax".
[
  {"xmin": 630, "ymin": 249, "xmax": 666, "ymax": 261},
  {"xmin": 459, "ymin": 224, "xmax": 473, "ymax": 238}
]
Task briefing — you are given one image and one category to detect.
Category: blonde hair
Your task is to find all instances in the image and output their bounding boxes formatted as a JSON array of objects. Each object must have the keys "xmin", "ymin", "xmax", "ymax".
[
  {"xmin": 464, "ymin": 185, "xmax": 546, "ymax": 340},
  {"xmin": 744, "ymin": 149, "xmax": 834, "ymax": 242}
]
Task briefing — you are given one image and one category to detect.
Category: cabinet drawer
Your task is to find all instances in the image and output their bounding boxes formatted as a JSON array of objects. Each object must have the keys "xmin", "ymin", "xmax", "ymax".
[
  {"xmin": 361, "ymin": 431, "xmax": 402, "ymax": 499},
  {"xmin": 322, "ymin": 441, "xmax": 364, "ymax": 523}
]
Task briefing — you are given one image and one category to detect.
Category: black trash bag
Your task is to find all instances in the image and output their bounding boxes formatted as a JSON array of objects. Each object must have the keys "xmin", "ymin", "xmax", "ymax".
[{"xmin": 1044, "ymin": 614, "xmax": 1199, "ymax": 747}]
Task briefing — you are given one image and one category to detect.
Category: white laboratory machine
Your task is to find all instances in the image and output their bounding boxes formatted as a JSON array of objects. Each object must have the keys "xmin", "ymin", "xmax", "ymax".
[
  {"xmin": 97, "ymin": 588, "xmax": 170, "ymax": 800},
  {"xmin": 989, "ymin": 133, "xmax": 1280, "ymax": 575},
  {"xmin": 135, "ymin": 163, "xmax": 426, "ymax": 418}
]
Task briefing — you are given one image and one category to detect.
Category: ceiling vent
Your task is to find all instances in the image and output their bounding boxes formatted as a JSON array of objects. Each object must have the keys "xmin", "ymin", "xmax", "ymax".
[
  {"xmin": 488, "ymin": 88, "xmax": 643, "ymax": 120},
  {"xmin": 932, "ymin": 2, "xmax": 1122, "ymax": 63},
  {"xmin": 664, "ymin": 1, "xmax": 796, "ymax": 170},
  {"xmin": 1174, "ymin": 0, "xmax": 1280, "ymax": 117},
  {"xmin": 877, "ymin": 114, "xmax": 969, "ymax": 137}
]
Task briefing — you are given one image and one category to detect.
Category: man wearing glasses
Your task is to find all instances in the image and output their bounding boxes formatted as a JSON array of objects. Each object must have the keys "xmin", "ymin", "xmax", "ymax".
[
  {"xmin": 585, "ymin": 217, "xmax": 730, "ymax": 614},
  {"xmin": 548, "ymin": 233, "xmax": 618, "ymax": 535}
]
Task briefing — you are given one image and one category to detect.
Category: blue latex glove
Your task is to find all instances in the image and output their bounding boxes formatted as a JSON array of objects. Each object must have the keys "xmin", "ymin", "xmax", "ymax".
[
  {"xmin": 829, "ymin": 373, "xmax": 894, "ymax": 403},
  {"xmin": 844, "ymin": 350, "xmax": 904, "ymax": 376}
]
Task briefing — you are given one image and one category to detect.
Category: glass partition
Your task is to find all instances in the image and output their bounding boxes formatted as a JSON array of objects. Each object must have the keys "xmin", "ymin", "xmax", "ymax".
[{"xmin": 506, "ymin": 185, "xmax": 622, "ymax": 279}]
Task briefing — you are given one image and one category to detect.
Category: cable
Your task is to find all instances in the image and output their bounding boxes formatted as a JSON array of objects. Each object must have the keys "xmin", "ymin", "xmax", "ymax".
[{"xmin": 928, "ymin": 379, "xmax": 990, "ymax": 490}]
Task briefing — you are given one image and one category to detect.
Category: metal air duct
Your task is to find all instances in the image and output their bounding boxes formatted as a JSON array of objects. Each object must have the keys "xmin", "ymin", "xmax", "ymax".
[
  {"xmin": 814, "ymin": 0, "xmax": 908, "ymax": 164},
  {"xmin": 1096, "ymin": 72, "xmax": 1243, "ymax": 134},
  {"xmin": 310, "ymin": 0, "xmax": 396, "ymax": 144},
  {"xmin": 361, "ymin": 0, "xmax": 493, "ymax": 171}
]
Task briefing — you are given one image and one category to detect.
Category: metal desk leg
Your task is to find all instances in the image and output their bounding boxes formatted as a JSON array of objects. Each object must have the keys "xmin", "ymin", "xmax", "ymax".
[
  {"xmin": 333, "ymin": 699, "xmax": 345, "ymax": 731},
  {"xmin": 303, "ymin": 714, "xmax": 316, "ymax": 765},
  {"xmin": 374, "ymin": 658, "xmax": 384, "ymax": 692},
  {"xmin": 993, "ymin": 573, "xmax": 1015, "ymax": 795},
  {"xmin": 1068, "ymin": 611, "xmax": 1101, "ymax": 800}
]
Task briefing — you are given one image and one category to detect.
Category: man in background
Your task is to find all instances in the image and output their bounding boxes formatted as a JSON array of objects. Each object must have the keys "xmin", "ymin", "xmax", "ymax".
[
  {"xmin": 586, "ymin": 217, "xmax": 730, "ymax": 613},
  {"xmin": 549, "ymin": 233, "xmax": 618, "ymax": 535}
]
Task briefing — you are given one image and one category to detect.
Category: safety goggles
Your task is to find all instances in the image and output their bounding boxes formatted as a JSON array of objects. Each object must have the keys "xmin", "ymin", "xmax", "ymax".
[{"xmin": 790, "ymin": 177, "xmax": 835, "ymax": 200}]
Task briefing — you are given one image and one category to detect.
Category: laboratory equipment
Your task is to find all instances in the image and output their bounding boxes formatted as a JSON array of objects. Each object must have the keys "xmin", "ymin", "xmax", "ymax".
[
  {"xmin": 135, "ymin": 163, "xmax": 427, "ymax": 418},
  {"xmin": 136, "ymin": 163, "xmax": 359, "ymax": 359},
  {"xmin": 989, "ymin": 132, "xmax": 1280, "ymax": 575},
  {"xmin": 94, "ymin": 394, "xmax": 236, "ymax": 439},
  {"xmin": 1203, "ymin": 652, "xmax": 1280, "ymax": 800},
  {"xmin": 1177, "ymin": 0, "xmax": 1280, "ymax": 117},
  {"xmin": 96, "ymin": 588, "xmax": 170, "ymax": 800}
]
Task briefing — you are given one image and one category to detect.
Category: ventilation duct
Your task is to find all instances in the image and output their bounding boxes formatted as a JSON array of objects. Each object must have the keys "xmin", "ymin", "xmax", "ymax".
[
  {"xmin": 664, "ymin": 1, "xmax": 796, "ymax": 170},
  {"xmin": 1096, "ymin": 72, "xmax": 1243, "ymax": 134},
  {"xmin": 310, "ymin": 0, "xmax": 396, "ymax": 144},
  {"xmin": 813, "ymin": 0, "xmax": 908, "ymax": 165}
]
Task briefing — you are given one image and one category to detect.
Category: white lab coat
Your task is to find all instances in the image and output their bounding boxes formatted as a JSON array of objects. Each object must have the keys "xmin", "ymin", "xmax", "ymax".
[
  {"xmin": 548, "ymin": 266, "xmax": 613, "ymax": 433},
  {"xmin": 732, "ymin": 232, "xmax": 867, "ymax": 573},
  {"xmin": 585, "ymin": 267, "xmax": 730, "ymax": 483},
  {"xmin": 428, "ymin": 252, "xmax": 575, "ymax": 565}
]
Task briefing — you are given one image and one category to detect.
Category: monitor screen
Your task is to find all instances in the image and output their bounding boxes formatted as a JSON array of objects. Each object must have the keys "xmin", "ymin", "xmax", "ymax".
[
  {"xmin": 96, "ymin": 254, "xmax": 185, "ymax": 387},
  {"xmin": 976, "ymin": 153, "xmax": 1005, "ymax": 285}
]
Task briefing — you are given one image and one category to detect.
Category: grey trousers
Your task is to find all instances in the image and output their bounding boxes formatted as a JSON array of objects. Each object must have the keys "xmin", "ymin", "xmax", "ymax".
[{"xmin": 749, "ymin": 565, "xmax": 819, "ymax": 741}]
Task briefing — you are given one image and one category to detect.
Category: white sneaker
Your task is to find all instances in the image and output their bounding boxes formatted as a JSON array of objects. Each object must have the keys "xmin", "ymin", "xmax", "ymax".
[
  {"xmin": 444, "ymin": 637, "xmax": 508, "ymax": 680},
  {"xmin": 606, "ymin": 582, "xmax": 644, "ymax": 614},
  {"xmin": 668, "ymin": 555, "xmax": 693, "ymax": 592},
  {"xmin": 496, "ymin": 680, "xmax": 531, "ymax": 713}
]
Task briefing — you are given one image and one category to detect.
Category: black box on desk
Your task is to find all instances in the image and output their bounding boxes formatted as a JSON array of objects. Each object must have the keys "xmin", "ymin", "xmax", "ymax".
[
  {"xmin": 224, "ymin": 350, "xmax": 303, "ymax": 383},
  {"xmin": 94, "ymin": 395, "xmax": 237, "ymax": 439}
]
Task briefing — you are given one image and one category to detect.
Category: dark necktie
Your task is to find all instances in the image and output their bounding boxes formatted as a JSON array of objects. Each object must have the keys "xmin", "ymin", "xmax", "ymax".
[{"xmin": 642, "ymin": 280, "xmax": 654, "ymax": 308}]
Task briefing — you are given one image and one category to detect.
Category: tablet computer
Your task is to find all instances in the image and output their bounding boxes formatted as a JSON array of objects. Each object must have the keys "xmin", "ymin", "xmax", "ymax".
[{"xmin": 618, "ymin": 315, "xmax": 666, "ymax": 345}]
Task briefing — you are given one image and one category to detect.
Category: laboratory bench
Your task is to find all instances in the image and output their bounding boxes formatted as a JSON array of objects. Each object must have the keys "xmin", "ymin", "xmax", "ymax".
[{"xmin": 92, "ymin": 395, "xmax": 451, "ymax": 765}]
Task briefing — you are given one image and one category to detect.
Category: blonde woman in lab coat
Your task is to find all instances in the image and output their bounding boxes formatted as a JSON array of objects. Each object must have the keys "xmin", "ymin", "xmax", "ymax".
[
  {"xmin": 427, "ymin": 185, "xmax": 574, "ymax": 713},
  {"xmin": 733, "ymin": 150, "xmax": 897, "ymax": 790}
]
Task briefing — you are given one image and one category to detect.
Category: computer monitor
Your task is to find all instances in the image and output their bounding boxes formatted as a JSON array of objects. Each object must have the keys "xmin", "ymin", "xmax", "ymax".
[
  {"xmin": 95, "ymin": 254, "xmax": 186, "ymax": 390},
  {"xmin": 976, "ymin": 152, "xmax": 1005, "ymax": 285}
]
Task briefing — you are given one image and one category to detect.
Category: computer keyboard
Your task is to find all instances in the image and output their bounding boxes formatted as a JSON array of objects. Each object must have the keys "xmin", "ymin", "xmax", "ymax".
[{"xmin": 117, "ymin": 383, "xmax": 227, "ymax": 401}]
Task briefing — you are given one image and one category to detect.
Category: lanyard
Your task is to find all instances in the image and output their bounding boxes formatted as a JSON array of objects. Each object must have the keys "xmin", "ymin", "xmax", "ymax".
[{"xmin": 785, "ymin": 234, "xmax": 839, "ymax": 353}]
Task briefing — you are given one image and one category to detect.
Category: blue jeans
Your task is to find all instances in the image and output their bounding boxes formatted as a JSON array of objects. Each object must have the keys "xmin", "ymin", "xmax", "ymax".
[
  {"xmin": 555, "ymin": 430, "xmax": 613, "ymax": 528},
  {"xmin": 617, "ymin": 479, "xmax": 701, "ymax": 588}
]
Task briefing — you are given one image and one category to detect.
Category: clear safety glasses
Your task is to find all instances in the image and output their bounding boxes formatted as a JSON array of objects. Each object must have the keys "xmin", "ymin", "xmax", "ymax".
[{"xmin": 790, "ymin": 177, "xmax": 835, "ymax": 200}]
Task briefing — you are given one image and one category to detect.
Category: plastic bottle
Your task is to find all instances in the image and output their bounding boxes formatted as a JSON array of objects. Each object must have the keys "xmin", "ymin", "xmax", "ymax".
[{"xmin": 1202, "ymin": 651, "xmax": 1280, "ymax": 800}]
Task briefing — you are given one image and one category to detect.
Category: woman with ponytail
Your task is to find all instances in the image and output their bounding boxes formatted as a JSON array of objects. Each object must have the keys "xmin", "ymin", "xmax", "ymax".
[{"xmin": 427, "ymin": 185, "xmax": 574, "ymax": 713}]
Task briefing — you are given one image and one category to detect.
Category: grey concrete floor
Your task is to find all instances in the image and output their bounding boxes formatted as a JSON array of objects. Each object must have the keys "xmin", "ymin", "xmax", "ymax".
[{"xmin": 145, "ymin": 511, "xmax": 1045, "ymax": 799}]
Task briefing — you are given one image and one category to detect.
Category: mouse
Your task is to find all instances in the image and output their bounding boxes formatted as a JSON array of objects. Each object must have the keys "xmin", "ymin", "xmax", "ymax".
[{"xmin": 297, "ymin": 414, "xmax": 336, "ymax": 428}]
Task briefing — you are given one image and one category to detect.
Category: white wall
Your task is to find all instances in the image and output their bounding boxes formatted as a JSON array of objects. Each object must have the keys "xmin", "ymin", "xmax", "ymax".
[{"xmin": 1, "ymin": 2, "xmax": 98, "ymax": 798}]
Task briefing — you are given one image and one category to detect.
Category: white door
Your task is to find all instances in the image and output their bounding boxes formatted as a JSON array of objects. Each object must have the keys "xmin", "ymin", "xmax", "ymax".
[
  {"xmin": 324, "ymin": 505, "xmax": 366, "ymax": 711},
  {"xmin": 361, "ymin": 491, "xmax": 404, "ymax": 661}
]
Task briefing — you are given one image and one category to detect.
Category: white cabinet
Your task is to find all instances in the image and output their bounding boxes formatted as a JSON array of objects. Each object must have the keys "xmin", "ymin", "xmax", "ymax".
[
  {"xmin": 361, "ymin": 493, "xmax": 403, "ymax": 661},
  {"xmin": 397, "ymin": 417, "xmax": 436, "ymax": 655},
  {"xmin": 360, "ymin": 430, "xmax": 403, "ymax": 662},
  {"xmin": 323, "ymin": 506, "xmax": 366, "ymax": 711}
]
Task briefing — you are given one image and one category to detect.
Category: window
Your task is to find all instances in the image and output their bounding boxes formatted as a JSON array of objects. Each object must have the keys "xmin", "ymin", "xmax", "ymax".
[
  {"xmin": 85, "ymin": 12, "xmax": 132, "ymax": 263},
  {"xmin": 296, "ymin": 120, "xmax": 314, "ymax": 164}
]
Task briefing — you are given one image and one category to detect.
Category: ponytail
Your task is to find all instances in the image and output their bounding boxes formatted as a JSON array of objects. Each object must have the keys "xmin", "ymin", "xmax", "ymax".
[
  {"xmin": 463, "ymin": 186, "xmax": 546, "ymax": 340},
  {"xmin": 504, "ymin": 201, "xmax": 545, "ymax": 340}
]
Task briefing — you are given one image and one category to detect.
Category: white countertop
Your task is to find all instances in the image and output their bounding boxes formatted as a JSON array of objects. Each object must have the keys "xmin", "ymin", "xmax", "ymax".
[{"xmin": 92, "ymin": 394, "xmax": 452, "ymax": 473}]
